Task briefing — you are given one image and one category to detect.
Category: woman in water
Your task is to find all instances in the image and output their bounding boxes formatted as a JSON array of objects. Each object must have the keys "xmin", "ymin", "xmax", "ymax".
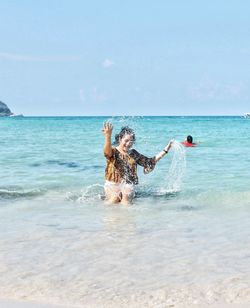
[{"xmin": 103, "ymin": 122, "xmax": 173, "ymax": 205}]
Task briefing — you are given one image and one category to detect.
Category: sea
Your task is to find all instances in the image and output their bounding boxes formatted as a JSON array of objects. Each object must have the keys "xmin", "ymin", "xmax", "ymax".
[{"xmin": 0, "ymin": 116, "xmax": 250, "ymax": 307}]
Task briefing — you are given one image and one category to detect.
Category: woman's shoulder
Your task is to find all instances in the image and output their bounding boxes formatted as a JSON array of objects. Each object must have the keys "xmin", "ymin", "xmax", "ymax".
[{"xmin": 104, "ymin": 147, "xmax": 117, "ymax": 159}]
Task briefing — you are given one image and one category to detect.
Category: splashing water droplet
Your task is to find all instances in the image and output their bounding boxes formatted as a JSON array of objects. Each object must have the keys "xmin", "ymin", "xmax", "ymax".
[
  {"xmin": 78, "ymin": 184, "xmax": 104, "ymax": 202},
  {"xmin": 165, "ymin": 141, "xmax": 186, "ymax": 193}
]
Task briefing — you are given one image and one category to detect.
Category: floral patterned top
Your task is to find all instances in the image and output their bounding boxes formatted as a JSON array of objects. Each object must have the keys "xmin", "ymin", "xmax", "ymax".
[{"xmin": 104, "ymin": 147, "xmax": 156, "ymax": 184}]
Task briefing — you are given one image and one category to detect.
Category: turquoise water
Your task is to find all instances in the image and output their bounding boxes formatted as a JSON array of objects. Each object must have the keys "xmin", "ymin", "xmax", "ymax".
[
  {"xmin": 1, "ymin": 116, "xmax": 250, "ymax": 200},
  {"xmin": 1, "ymin": 116, "xmax": 250, "ymax": 306}
]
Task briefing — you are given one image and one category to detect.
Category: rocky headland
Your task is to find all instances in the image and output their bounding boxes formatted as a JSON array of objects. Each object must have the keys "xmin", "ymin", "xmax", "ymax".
[{"xmin": 0, "ymin": 101, "xmax": 23, "ymax": 117}]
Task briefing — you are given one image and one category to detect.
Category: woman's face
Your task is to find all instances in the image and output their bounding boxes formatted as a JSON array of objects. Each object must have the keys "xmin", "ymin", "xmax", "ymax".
[{"xmin": 119, "ymin": 134, "xmax": 134, "ymax": 152}]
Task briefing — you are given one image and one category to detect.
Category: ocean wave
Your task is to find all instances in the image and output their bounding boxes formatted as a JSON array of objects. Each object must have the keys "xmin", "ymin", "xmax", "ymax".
[{"xmin": 0, "ymin": 188, "xmax": 45, "ymax": 200}]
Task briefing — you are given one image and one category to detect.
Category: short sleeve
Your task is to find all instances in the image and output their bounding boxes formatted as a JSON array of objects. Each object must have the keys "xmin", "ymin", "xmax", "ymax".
[{"xmin": 104, "ymin": 147, "xmax": 116, "ymax": 160}]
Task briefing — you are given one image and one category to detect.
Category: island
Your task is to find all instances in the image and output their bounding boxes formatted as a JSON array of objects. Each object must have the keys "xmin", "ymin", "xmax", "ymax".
[{"xmin": 0, "ymin": 101, "xmax": 23, "ymax": 117}]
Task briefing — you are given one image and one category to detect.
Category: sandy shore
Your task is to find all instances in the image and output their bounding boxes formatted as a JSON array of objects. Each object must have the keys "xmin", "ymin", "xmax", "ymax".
[
  {"xmin": 0, "ymin": 299, "xmax": 75, "ymax": 308},
  {"xmin": 1, "ymin": 299, "xmax": 250, "ymax": 308}
]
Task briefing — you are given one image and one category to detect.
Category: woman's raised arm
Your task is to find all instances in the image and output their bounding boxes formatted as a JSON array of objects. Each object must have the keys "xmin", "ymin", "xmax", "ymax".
[{"xmin": 102, "ymin": 122, "xmax": 113, "ymax": 158}]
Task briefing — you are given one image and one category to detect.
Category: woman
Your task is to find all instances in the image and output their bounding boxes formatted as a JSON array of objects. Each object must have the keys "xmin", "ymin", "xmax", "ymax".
[{"xmin": 102, "ymin": 122, "xmax": 173, "ymax": 205}]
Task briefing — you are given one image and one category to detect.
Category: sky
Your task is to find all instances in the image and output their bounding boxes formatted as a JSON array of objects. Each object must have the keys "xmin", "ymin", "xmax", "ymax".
[{"xmin": 0, "ymin": 0, "xmax": 250, "ymax": 116}]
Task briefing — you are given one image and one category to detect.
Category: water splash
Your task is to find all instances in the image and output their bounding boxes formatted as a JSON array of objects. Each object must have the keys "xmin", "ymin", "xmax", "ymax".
[
  {"xmin": 77, "ymin": 184, "xmax": 104, "ymax": 202},
  {"xmin": 103, "ymin": 116, "xmax": 144, "ymax": 144},
  {"xmin": 165, "ymin": 140, "xmax": 186, "ymax": 193},
  {"xmin": 166, "ymin": 140, "xmax": 186, "ymax": 192},
  {"xmin": 74, "ymin": 140, "xmax": 186, "ymax": 202}
]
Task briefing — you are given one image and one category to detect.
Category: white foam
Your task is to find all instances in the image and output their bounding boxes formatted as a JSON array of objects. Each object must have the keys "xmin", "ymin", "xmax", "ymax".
[{"xmin": 78, "ymin": 184, "xmax": 104, "ymax": 202}]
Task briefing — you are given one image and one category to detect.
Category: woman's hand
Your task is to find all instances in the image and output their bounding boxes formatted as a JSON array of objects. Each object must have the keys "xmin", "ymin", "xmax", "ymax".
[
  {"xmin": 102, "ymin": 122, "xmax": 113, "ymax": 137},
  {"xmin": 164, "ymin": 139, "xmax": 175, "ymax": 152},
  {"xmin": 103, "ymin": 122, "xmax": 113, "ymax": 158},
  {"xmin": 155, "ymin": 139, "xmax": 175, "ymax": 162}
]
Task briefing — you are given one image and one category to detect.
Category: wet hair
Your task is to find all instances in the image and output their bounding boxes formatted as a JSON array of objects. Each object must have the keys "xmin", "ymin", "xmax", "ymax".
[
  {"xmin": 187, "ymin": 135, "xmax": 193, "ymax": 143},
  {"xmin": 114, "ymin": 126, "xmax": 136, "ymax": 145}
]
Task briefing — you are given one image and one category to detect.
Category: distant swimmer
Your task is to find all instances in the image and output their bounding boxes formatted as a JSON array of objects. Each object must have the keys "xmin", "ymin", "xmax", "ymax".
[{"xmin": 181, "ymin": 135, "xmax": 197, "ymax": 147}]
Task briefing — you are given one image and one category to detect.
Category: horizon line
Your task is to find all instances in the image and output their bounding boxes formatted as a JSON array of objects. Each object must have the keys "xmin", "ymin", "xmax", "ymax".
[{"xmin": 2, "ymin": 114, "xmax": 245, "ymax": 118}]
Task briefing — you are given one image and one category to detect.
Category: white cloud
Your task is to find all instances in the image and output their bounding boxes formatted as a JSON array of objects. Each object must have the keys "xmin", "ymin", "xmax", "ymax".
[
  {"xmin": 102, "ymin": 58, "xmax": 114, "ymax": 68},
  {"xmin": 0, "ymin": 52, "xmax": 80, "ymax": 62}
]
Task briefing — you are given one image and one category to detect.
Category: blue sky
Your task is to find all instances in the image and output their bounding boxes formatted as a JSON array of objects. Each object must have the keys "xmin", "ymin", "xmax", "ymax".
[{"xmin": 0, "ymin": 0, "xmax": 250, "ymax": 116}]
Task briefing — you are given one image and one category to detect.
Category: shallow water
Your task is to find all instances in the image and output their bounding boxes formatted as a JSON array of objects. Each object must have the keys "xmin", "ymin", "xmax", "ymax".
[{"xmin": 1, "ymin": 116, "xmax": 250, "ymax": 306}]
